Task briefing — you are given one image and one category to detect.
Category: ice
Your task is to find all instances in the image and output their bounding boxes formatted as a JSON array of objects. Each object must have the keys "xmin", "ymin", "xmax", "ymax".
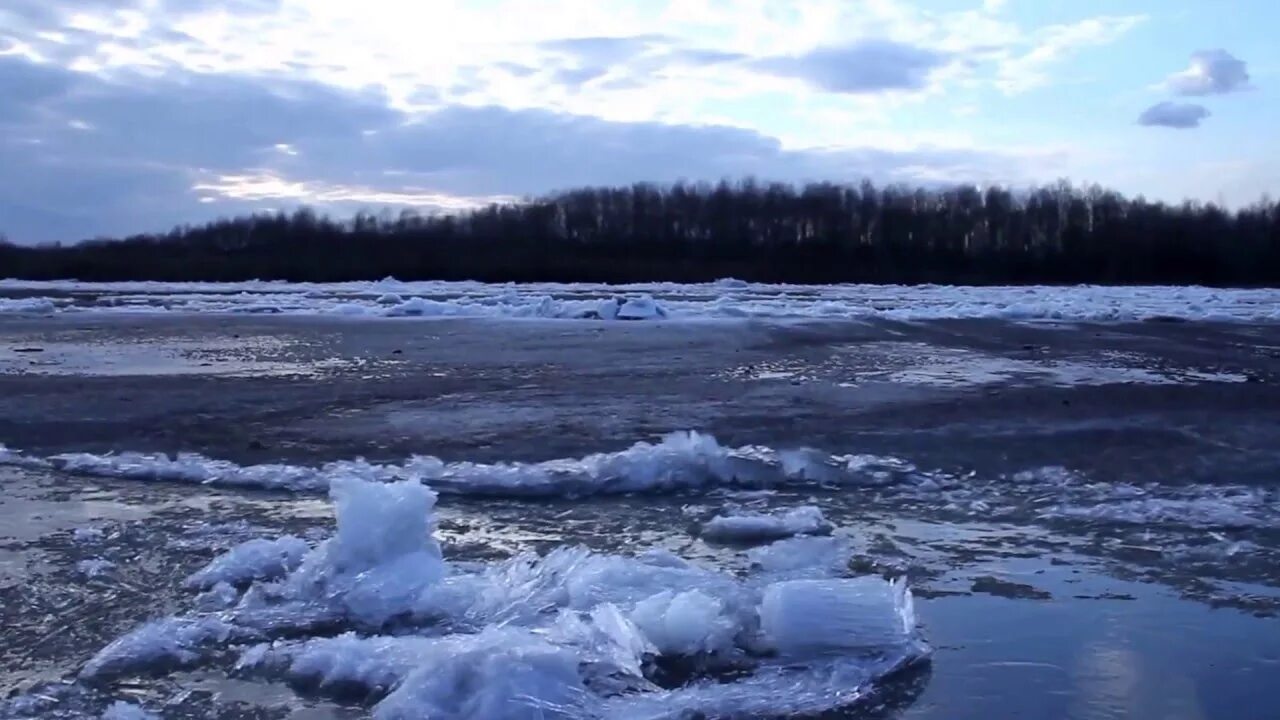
[
  {"xmin": 77, "ymin": 558, "xmax": 116, "ymax": 577},
  {"xmin": 385, "ymin": 296, "xmax": 460, "ymax": 317},
  {"xmin": 101, "ymin": 701, "xmax": 159, "ymax": 720},
  {"xmin": 329, "ymin": 477, "xmax": 439, "ymax": 571},
  {"xmin": 747, "ymin": 535, "xmax": 850, "ymax": 578},
  {"xmin": 0, "ymin": 297, "xmax": 56, "ymax": 314},
  {"xmin": 73, "ymin": 526, "xmax": 105, "ymax": 544},
  {"xmin": 411, "ymin": 544, "xmax": 745, "ymax": 629},
  {"xmin": 759, "ymin": 578, "xmax": 916, "ymax": 655},
  {"xmin": 9, "ymin": 437, "xmax": 1280, "ymax": 532},
  {"xmin": 9, "ymin": 432, "xmax": 801, "ymax": 496},
  {"xmin": 81, "ymin": 616, "xmax": 238, "ymax": 678},
  {"xmin": 6, "ymin": 278, "xmax": 1279, "ymax": 323},
  {"xmin": 602, "ymin": 653, "xmax": 922, "ymax": 719},
  {"xmin": 701, "ymin": 505, "xmax": 833, "ymax": 543},
  {"xmin": 184, "ymin": 536, "xmax": 310, "ymax": 589},
  {"xmin": 614, "ymin": 295, "xmax": 667, "ymax": 320},
  {"xmin": 629, "ymin": 589, "xmax": 738, "ymax": 655},
  {"xmin": 251, "ymin": 633, "xmax": 450, "ymax": 694},
  {"xmin": 549, "ymin": 604, "xmax": 652, "ymax": 683},
  {"xmin": 46, "ymin": 450, "xmax": 337, "ymax": 491},
  {"xmin": 283, "ymin": 478, "xmax": 446, "ymax": 627},
  {"xmin": 373, "ymin": 630, "xmax": 589, "ymax": 720},
  {"xmin": 76, "ymin": 476, "xmax": 928, "ymax": 719},
  {"xmin": 1045, "ymin": 491, "xmax": 1272, "ymax": 529},
  {"xmin": 0, "ymin": 444, "xmax": 51, "ymax": 469},
  {"xmin": 245, "ymin": 629, "xmax": 597, "ymax": 719},
  {"xmin": 194, "ymin": 581, "xmax": 241, "ymax": 611}
]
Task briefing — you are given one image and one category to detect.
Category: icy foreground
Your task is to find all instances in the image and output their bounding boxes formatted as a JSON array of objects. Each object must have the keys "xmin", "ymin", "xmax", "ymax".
[
  {"xmin": 4, "ymin": 277, "xmax": 1280, "ymax": 323},
  {"xmin": 79, "ymin": 478, "xmax": 925, "ymax": 719}
]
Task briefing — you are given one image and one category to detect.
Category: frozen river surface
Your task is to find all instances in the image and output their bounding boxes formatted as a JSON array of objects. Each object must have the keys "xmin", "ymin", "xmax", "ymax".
[{"xmin": 1, "ymin": 294, "xmax": 1279, "ymax": 719}]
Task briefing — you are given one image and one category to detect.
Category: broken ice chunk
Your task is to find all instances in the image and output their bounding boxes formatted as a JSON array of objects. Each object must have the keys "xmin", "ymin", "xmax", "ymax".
[
  {"xmin": 759, "ymin": 578, "xmax": 915, "ymax": 654},
  {"xmin": 701, "ymin": 505, "xmax": 833, "ymax": 543}
]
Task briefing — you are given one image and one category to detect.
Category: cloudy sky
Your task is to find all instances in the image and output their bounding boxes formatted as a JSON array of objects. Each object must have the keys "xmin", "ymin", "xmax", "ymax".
[{"xmin": 0, "ymin": 0, "xmax": 1274, "ymax": 244}]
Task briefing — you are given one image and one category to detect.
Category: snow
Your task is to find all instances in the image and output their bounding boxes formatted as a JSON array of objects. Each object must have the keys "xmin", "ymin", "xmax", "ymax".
[
  {"xmin": 102, "ymin": 701, "xmax": 159, "ymax": 720},
  {"xmin": 5, "ymin": 278, "xmax": 1280, "ymax": 323},
  {"xmin": 81, "ymin": 477, "xmax": 926, "ymax": 719},
  {"xmin": 701, "ymin": 505, "xmax": 834, "ymax": 543},
  {"xmin": 184, "ymin": 536, "xmax": 310, "ymax": 589}
]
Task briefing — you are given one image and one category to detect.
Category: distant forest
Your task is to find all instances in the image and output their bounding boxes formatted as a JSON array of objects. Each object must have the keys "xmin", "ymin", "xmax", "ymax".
[{"xmin": 3, "ymin": 180, "xmax": 1279, "ymax": 285}]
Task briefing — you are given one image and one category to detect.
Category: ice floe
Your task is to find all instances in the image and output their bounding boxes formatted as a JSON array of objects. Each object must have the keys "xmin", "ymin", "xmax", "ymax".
[
  {"xmin": 701, "ymin": 505, "xmax": 834, "ymax": 543},
  {"xmin": 77, "ymin": 477, "xmax": 926, "ymax": 719}
]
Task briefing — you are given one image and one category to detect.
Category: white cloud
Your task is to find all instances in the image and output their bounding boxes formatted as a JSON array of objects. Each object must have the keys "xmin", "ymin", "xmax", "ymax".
[
  {"xmin": 752, "ymin": 40, "xmax": 949, "ymax": 94},
  {"xmin": 995, "ymin": 15, "xmax": 1146, "ymax": 93},
  {"xmin": 192, "ymin": 173, "xmax": 517, "ymax": 209},
  {"xmin": 1137, "ymin": 101, "xmax": 1210, "ymax": 129},
  {"xmin": 0, "ymin": 0, "xmax": 1172, "ymax": 242},
  {"xmin": 1165, "ymin": 49, "xmax": 1251, "ymax": 96}
]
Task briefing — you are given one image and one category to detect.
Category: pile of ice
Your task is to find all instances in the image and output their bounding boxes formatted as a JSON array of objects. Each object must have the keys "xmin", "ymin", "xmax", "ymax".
[
  {"xmin": 4, "ymin": 432, "xmax": 940, "ymax": 497},
  {"xmin": 81, "ymin": 478, "xmax": 924, "ymax": 719},
  {"xmin": 8, "ymin": 435, "xmax": 1278, "ymax": 532},
  {"xmin": 701, "ymin": 505, "xmax": 834, "ymax": 543},
  {"xmin": 347, "ymin": 292, "xmax": 672, "ymax": 321}
]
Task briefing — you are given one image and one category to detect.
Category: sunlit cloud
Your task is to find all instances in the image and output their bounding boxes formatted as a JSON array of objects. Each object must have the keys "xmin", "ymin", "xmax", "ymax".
[{"xmin": 193, "ymin": 172, "xmax": 518, "ymax": 210}]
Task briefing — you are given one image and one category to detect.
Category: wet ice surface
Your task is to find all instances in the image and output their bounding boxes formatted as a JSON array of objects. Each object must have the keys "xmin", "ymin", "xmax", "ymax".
[
  {"xmin": 3, "ymin": 454, "xmax": 1280, "ymax": 720},
  {"xmin": 722, "ymin": 343, "xmax": 1252, "ymax": 388},
  {"xmin": 4, "ymin": 278, "xmax": 1280, "ymax": 323},
  {"xmin": 0, "ymin": 335, "xmax": 385, "ymax": 378}
]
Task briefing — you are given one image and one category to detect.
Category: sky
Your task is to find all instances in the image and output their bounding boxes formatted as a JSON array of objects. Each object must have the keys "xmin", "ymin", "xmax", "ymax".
[{"xmin": 0, "ymin": 0, "xmax": 1275, "ymax": 244}]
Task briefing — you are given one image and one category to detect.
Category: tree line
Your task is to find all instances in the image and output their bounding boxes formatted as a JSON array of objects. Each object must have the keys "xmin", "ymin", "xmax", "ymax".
[{"xmin": 2, "ymin": 180, "xmax": 1278, "ymax": 285}]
